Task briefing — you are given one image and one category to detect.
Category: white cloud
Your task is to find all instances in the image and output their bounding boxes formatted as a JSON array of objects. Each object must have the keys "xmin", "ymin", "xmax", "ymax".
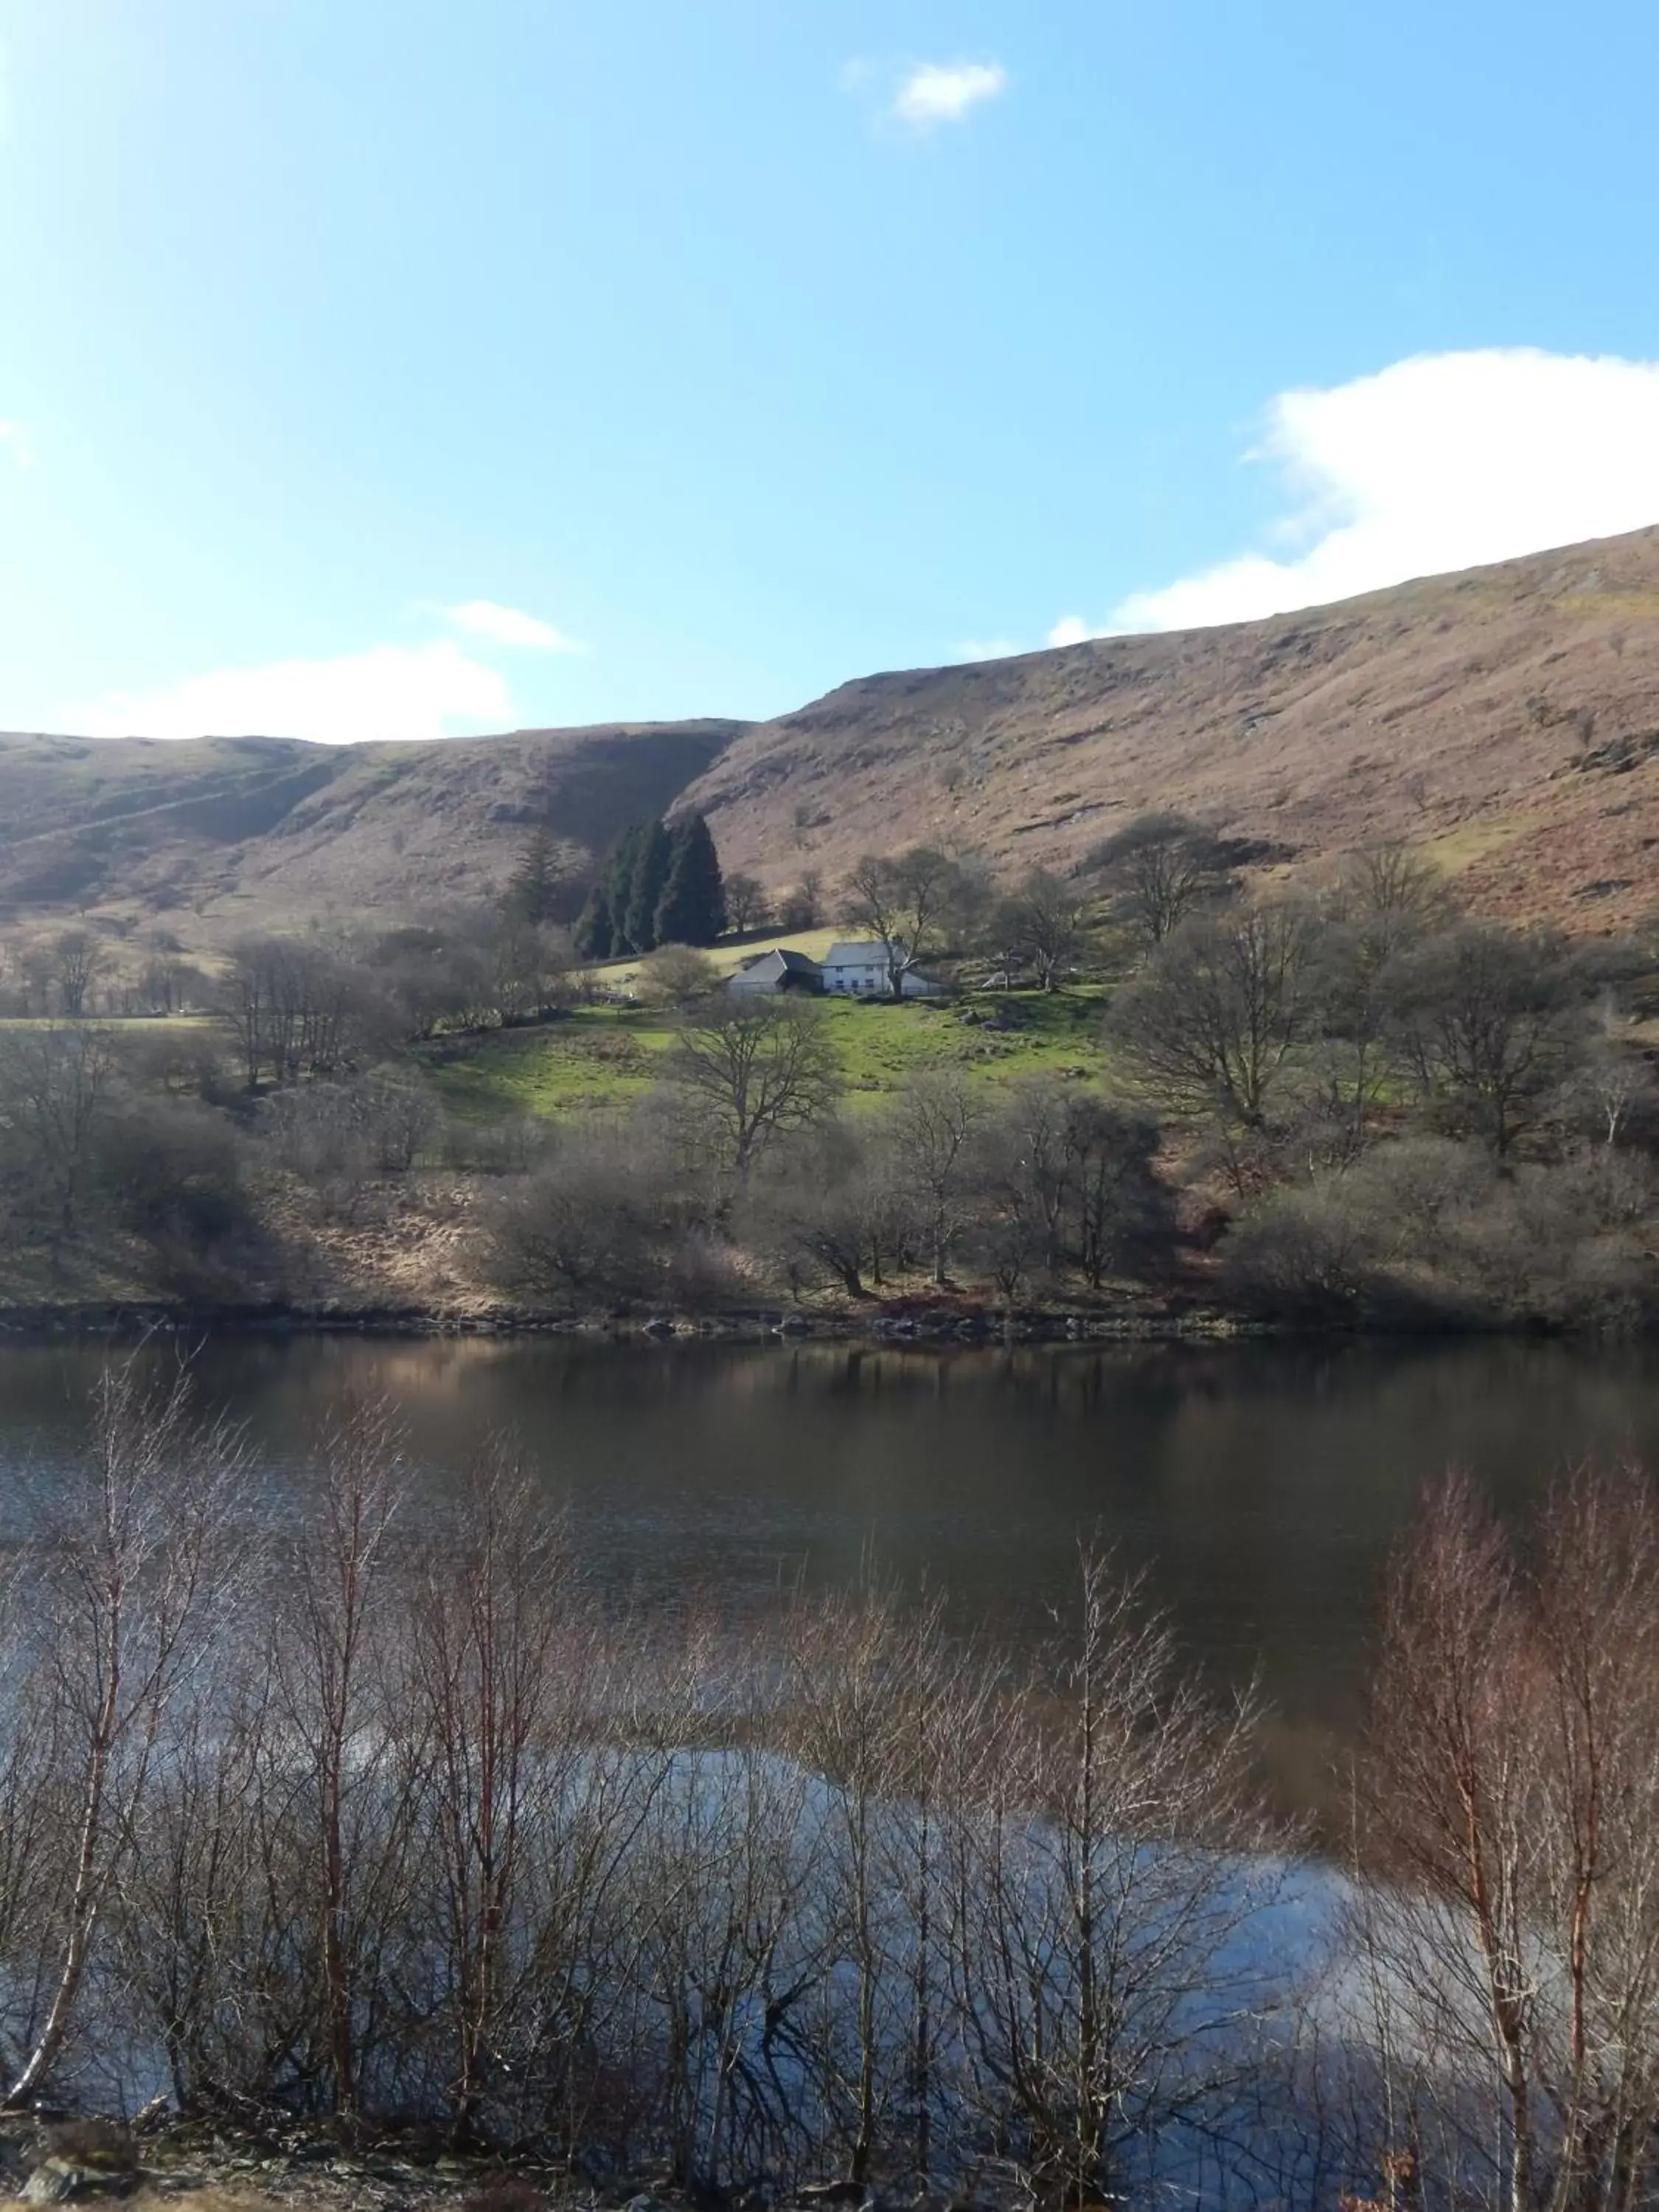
[
  {"xmin": 1047, "ymin": 616, "xmax": 1093, "ymax": 648},
  {"xmin": 72, "ymin": 640, "xmax": 513, "ymax": 745},
  {"xmin": 1090, "ymin": 348, "xmax": 1659, "ymax": 638},
  {"xmin": 0, "ymin": 421, "xmax": 33, "ymax": 467},
  {"xmin": 891, "ymin": 60, "xmax": 1007, "ymax": 129},
  {"xmin": 956, "ymin": 636, "xmax": 1023, "ymax": 661},
  {"xmin": 445, "ymin": 599, "xmax": 582, "ymax": 652}
]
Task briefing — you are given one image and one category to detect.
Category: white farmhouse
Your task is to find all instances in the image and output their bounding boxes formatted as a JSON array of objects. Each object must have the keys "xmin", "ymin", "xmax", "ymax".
[{"xmin": 820, "ymin": 941, "xmax": 943, "ymax": 999}]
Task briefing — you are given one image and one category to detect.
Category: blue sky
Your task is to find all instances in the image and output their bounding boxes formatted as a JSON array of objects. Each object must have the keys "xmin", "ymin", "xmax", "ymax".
[{"xmin": 4, "ymin": 0, "xmax": 1659, "ymax": 742}]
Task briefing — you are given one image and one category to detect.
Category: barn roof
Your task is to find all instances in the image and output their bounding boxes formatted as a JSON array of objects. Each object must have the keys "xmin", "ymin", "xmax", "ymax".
[{"xmin": 734, "ymin": 946, "xmax": 823, "ymax": 977}]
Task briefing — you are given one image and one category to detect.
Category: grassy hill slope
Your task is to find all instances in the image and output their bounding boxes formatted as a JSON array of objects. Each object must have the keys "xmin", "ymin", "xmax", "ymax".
[
  {"xmin": 425, "ymin": 984, "xmax": 1110, "ymax": 1128},
  {"xmin": 680, "ymin": 526, "xmax": 1659, "ymax": 934},
  {"xmin": 5, "ymin": 526, "xmax": 1659, "ymax": 949},
  {"xmin": 0, "ymin": 720, "xmax": 745, "ymax": 944}
]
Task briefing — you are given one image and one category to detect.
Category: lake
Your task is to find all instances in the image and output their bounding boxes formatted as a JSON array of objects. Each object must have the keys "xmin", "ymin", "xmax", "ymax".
[{"xmin": 1, "ymin": 1331, "xmax": 1656, "ymax": 1818}]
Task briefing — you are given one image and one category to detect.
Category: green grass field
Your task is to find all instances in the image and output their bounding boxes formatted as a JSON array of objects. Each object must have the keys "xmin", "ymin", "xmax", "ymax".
[{"xmin": 425, "ymin": 984, "xmax": 1112, "ymax": 1124}]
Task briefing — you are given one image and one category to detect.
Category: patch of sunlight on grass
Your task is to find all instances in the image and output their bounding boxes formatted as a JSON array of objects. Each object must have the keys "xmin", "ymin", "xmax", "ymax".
[
  {"xmin": 425, "ymin": 987, "xmax": 1113, "ymax": 1124},
  {"xmin": 1425, "ymin": 816, "xmax": 1529, "ymax": 874}
]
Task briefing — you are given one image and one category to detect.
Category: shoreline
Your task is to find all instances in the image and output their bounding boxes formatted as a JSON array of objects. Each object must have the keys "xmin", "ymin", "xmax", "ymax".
[{"xmin": 0, "ymin": 1294, "xmax": 1550, "ymax": 1347}]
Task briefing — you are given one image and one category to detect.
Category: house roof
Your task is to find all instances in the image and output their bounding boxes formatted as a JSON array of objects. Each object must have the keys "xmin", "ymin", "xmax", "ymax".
[
  {"xmin": 734, "ymin": 947, "xmax": 823, "ymax": 978},
  {"xmin": 823, "ymin": 942, "xmax": 891, "ymax": 966}
]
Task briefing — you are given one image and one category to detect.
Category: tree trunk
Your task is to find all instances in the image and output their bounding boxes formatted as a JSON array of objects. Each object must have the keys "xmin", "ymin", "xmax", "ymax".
[
  {"xmin": 7, "ymin": 1635, "xmax": 125, "ymax": 2107},
  {"xmin": 6, "ymin": 1739, "xmax": 111, "ymax": 2104}
]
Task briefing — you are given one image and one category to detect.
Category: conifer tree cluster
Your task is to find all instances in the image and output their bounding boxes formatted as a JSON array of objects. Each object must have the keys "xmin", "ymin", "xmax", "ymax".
[{"xmin": 574, "ymin": 813, "xmax": 726, "ymax": 960}]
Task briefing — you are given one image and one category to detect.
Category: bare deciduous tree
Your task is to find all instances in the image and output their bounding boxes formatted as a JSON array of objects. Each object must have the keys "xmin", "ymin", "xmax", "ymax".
[
  {"xmin": 0, "ymin": 1024, "xmax": 119, "ymax": 1234},
  {"xmin": 954, "ymin": 1549, "xmax": 1279, "ymax": 2208},
  {"xmin": 0, "ymin": 1366, "xmax": 1312, "ymax": 2190},
  {"xmin": 888, "ymin": 1071, "xmax": 984, "ymax": 1285},
  {"xmin": 844, "ymin": 849, "xmax": 963, "ymax": 999},
  {"xmin": 5, "ymin": 1357, "xmax": 248, "ymax": 2107},
  {"xmin": 275, "ymin": 1402, "xmax": 411, "ymax": 2133},
  {"xmin": 1011, "ymin": 869, "xmax": 1092, "ymax": 990},
  {"xmin": 1088, "ymin": 813, "xmax": 1237, "ymax": 948},
  {"xmin": 669, "ymin": 1000, "xmax": 841, "ymax": 1183},
  {"xmin": 1334, "ymin": 841, "xmax": 1458, "ymax": 967},
  {"xmin": 778, "ymin": 872, "xmax": 824, "ymax": 931},
  {"xmin": 49, "ymin": 930, "xmax": 109, "ymax": 1019},
  {"xmin": 486, "ymin": 908, "xmax": 571, "ymax": 1027},
  {"xmin": 1107, "ymin": 901, "xmax": 1315, "ymax": 1148},
  {"xmin": 1388, "ymin": 923, "xmax": 1586, "ymax": 1158},
  {"xmin": 408, "ymin": 1453, "xmax": 570, "ymax": 2143},
  {"xmin": 745, "ymin": 1121, "xmax": 914, "ymax": 1301},
  {"xmin": 220, "ymin": 936, "xmax": 383, "ymax": 1091},
  {"xmin": 1357, "ymin": 1465, "xmax": 1659, "ymax": 2212},
  {"xmin": 723, "ymin": 873, "xmax": 771, "ymax": 935}
]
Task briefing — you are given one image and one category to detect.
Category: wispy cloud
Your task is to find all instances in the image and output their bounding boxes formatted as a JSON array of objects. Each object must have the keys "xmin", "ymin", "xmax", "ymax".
[
  {"xmin": 892, "ymin": 59, "xmax": 1008, "ymax": 130},
  {"xmin": 445, "ymin": 599, "xmax": 583, "ymax": 653},
  {"xmin": 0, "ymin": 421, "xmax": 34, "ymax": 467},
  {"xmin": 1067, "ymin": 348, "xmax": 1659, "ymax": 640},
  {"xmin": 71, "ymin": 640, "xmax": 513, "ymax": 745},
  {"xmin": 956, "ymin": 636, "xmax": 1023, "ymax": 662}
]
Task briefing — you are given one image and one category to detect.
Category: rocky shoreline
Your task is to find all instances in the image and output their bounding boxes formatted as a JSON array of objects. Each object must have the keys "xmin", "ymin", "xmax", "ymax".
[
  {"xmin": 0, "ymin": 2114, "xmax": 965, "ymax": 2212},
  {"xmin": 0, "ymin": 2112, "xmax": 458, "ymax": 2211}
]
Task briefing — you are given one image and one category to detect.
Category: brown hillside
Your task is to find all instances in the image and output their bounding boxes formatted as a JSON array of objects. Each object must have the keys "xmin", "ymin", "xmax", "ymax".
[
  {"xmin": 681, "ymin": 526, "xmax": 1659, "ymax": 933},
  {"xmin": 4, "ymin": 529, "xmax": 1658, "ymax": 950},
  {"xmin": 0, "ymin": 720, "xmax": 745, "ymax": 944}
]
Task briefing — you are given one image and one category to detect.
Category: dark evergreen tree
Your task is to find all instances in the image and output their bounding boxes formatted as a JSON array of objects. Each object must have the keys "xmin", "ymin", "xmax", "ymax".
[
  {"xmin": 505, "ymin": 825, "xmax": 562, "ymax": 925},
  {"xmin": 598, "ymin": 825, "xmax": 644, "ymax": 953},
  {"xmin": 653, "ymin": 813, "xmax": 727, "ymax": 947},
  {"xmin": 622, "ymin": 819, "xmax": 673, "ymax": 954},
  {"xmin": 573, "ymin": 883, "xmax": 615, "ymax": 962}
]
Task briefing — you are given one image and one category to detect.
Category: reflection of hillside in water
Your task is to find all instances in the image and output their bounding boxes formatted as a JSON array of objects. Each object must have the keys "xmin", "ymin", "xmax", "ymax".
[{"xmin": 0, "ymin": 1333, "xmax": 1655, "ymax": 1827}]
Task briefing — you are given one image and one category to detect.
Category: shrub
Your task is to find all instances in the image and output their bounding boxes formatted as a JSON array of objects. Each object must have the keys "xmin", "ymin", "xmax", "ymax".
[
  {"xmin": 1220, "ymin": 1183, "xmax": 1377, "ymax": 1321},
  {"xmin": 636, "ymin": 942, "xmax": 719, "ymax": 1009},
  {"xmin": 490, "ymin": 1119, "xmax": 675, "ymax": 1305}
]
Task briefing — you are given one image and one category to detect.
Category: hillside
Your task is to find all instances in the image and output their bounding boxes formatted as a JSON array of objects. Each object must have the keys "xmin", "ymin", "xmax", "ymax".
[
  {"xmin": 0, "ymin": 720, "xmax": 745, "ymax": 945},
  {"xmin": 682, "ymin": 526, "xmax": 1659, "ymax": 933},
  {"xmin": 3, "ymin": 527, "xmax": 1658, "ymax": 947}
]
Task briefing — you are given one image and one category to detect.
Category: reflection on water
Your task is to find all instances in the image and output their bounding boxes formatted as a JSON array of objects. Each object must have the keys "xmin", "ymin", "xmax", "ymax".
[{"xmin": 0, "ymin": 1332, "xmax": 1655, "ymax": 1811}]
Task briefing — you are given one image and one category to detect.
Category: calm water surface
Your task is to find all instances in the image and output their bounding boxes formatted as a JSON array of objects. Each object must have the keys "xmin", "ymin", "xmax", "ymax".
[{"xmin": 1, "ymin": 1333, "xmax": 1655, "ymax": 1807}]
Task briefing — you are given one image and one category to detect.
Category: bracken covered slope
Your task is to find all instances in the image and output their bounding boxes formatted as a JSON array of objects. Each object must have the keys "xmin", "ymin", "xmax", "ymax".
[
  {"xmin": 3, "ymin": 527, "xmax": 1658, "ymax": 947},
  {"xmin": 681, "ymin": 526, "xmax": 1659, "ymax": 933},
  {"xmin": 0, "ymin": 720, "xmax": 745, "ymax": 944}
]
